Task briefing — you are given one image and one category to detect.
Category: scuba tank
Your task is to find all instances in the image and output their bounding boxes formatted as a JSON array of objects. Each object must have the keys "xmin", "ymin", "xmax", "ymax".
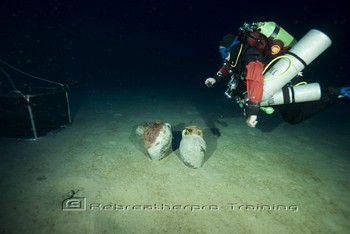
[
  {"xmin": 261, "ymin": 29, "xmax": 332, "ymax": 105},
  {"xmin": 256, "ymin": 21, "xmax": 297, "ymax": 47},
  {"xmin": 240, "ymin": 21, "xmax": 296, "ymax": 47}
]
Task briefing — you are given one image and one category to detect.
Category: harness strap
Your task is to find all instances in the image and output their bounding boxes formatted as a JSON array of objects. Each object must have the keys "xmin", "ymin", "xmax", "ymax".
[
  {"xmin": 286, "ymin": 51, "xmax": 307, "ymax": 68},
  {"xmin": 269, "ymin": 25, "xmax": 280, "ymax": 40},
  {"xmin": 282, "ymin": 86, "xmax": 291, "ymax": 103}
]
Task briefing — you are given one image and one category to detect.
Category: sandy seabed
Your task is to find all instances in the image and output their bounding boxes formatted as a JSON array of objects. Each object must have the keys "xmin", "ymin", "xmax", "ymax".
[{"xmin": 1, "ymin": 86, "xmax": 349, "ymax": 234}]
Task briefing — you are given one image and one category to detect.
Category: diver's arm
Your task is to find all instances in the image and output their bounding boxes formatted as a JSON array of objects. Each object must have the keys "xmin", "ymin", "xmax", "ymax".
[
  {"xmin": 214, "ymin": 60, "xmax": 231, "ymax": 82},
  {"xmin": 205, "ymin": 60, "xmax": 231, "ymax": 87}
]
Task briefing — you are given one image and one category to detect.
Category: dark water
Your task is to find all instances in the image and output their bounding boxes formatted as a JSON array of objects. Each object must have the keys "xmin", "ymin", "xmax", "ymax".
[{"xmin": 0, "ymin": 0, "xmax": 348, "ymax": 89}]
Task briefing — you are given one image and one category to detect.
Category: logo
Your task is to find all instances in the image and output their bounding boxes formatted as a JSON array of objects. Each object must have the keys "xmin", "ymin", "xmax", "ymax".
[
  {"xmin": 61, "ymin": 198, "xmax": 299, "ymax": 212},
  {"xmin": 271, "ymin": 45, "xmax": 281, "ymax": 55},
  {"xmin": 62, "ymin": 197, "xmax": 86, "ymax": 211}
]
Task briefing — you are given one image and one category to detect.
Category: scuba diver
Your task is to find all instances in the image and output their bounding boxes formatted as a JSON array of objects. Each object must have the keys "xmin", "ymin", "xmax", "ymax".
[{"xmin": 205, "ymin": 21, "xmax": 350, "ymax": 127}]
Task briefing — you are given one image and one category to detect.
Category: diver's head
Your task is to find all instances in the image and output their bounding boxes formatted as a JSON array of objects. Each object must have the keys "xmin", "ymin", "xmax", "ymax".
[{"xmin": 219, "ymin": 34, "xmax": 237, "ymax": 60}]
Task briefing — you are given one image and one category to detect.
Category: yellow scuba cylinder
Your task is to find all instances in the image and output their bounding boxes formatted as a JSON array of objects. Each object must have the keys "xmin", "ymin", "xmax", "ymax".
[{"xmin": 256, "ymin": 22, "xmax": 297, "ymax": 47}]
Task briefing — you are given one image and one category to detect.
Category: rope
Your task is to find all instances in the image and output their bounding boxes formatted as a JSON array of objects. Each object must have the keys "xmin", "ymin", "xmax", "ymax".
[{"xmin": 0, "ymin": 59, "xmax": 64, "ymax": 87}]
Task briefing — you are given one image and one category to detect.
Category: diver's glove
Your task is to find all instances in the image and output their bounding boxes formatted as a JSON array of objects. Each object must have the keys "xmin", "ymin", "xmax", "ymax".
[
  {"xmin": 205, "ymin": 77, "xmax": 216, "ymax": 87},
  {"xmin": 246, "ymin": 115, "xmax": 258, "ymax": 128}
]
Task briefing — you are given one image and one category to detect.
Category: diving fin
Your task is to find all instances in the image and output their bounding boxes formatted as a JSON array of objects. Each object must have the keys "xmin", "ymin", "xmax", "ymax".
[{"xmin": 338, "ymin": 87, "xmax": 350, "ymax": 98}]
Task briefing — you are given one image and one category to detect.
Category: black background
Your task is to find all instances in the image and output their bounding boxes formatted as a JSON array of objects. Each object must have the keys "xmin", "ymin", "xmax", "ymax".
[{"xmin": 0, "ymin": 0, "xmax": 348, "ymax": 89}]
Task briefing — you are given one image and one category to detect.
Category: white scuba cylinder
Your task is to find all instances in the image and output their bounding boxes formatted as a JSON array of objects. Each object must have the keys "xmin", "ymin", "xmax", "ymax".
[
  {"xmin": 261, "ymin": 29, "xmax": 332, "ymax": 104},
  {"xmin": 261, "ymin": 82, "xmax": 321, "ymax": 106}
]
